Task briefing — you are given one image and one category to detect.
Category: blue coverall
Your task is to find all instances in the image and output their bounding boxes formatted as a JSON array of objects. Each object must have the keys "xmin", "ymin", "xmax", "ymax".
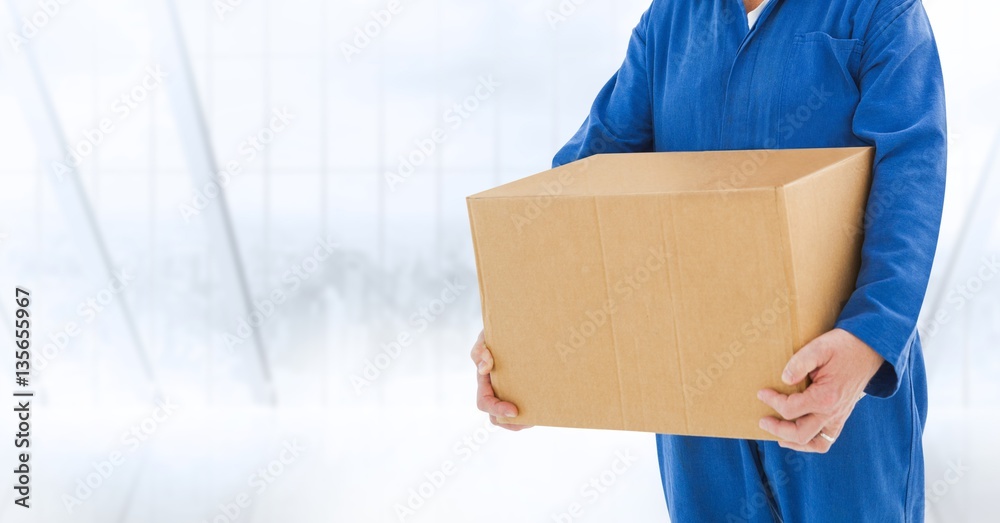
[{"xmin": 552, "ymin": 1, "xmax": 946, "ymax": 521}]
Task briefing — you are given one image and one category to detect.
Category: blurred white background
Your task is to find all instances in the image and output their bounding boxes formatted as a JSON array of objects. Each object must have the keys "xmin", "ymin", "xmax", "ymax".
[{"xmin": 0, "ymin": 0, "xmax": 995, "ymax": 521}]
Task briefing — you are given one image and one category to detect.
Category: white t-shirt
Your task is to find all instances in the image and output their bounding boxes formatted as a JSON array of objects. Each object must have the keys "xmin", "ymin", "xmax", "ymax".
[{"xmin": 747, "ymin": 0, "xmax": 772, "ymax": 29}]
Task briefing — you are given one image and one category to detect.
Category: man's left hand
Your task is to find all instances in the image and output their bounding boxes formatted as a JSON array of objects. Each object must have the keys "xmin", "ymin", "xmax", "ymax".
[{"xmin": 757, "ymin": 328, "xmax": 884, "ymax": 453}]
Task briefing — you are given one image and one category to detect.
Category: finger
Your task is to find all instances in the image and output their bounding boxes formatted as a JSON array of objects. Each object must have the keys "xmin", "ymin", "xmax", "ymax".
[
  {"xmin": 777, "ymin": 439, "xmax": 810, "ymax": 452},
  {"xmin": 758, "ymin": 387, "xmax": 826, "ymax": 420},
  {"xmin": 758, "ymin": 414, "xmax": 825, "ymax": 446},
  {"xmin": 489, "ymin": 415, "xmax": 533, "ymax": 431},
  {"xmin": 777, "ymin": 439, "xmax": 829, "ymax": 454},
  {"xmin": 816, "ymin": 420, "xmax": 844, "ymax": 442},
  {"xmin": 776, "ymin": 421, "xmax": 842, "ymax": 454},
  {"xmin": 470, "ymin": 332, "xmax": 494, "ymax": 375},
  {"xmin": 476, "ymin": 371, "xmax": 518, "ymax": 418},
  {"xmin": 782, "ymin": 338, "xmax": 832, "ymax": 385},
  {"xmin": 778, "ymin": 432, "xmax": 833, "ymax": 453}
]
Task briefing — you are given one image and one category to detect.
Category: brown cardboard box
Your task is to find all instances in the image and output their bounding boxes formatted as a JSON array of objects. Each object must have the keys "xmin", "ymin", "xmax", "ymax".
[{"xmin": 467, "ymin": 147, "xmax": 874, "ymax": 440}]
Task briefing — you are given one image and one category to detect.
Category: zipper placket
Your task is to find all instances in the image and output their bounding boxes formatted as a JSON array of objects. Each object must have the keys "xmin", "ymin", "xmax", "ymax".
[{"xmin": 720, "ymin": 0, "xmax": 782, "ymax": 148}]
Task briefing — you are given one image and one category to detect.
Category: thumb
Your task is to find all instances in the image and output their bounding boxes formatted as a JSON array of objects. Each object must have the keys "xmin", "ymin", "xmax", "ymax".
[{"xmin": 782, "ymin": 337, "xmax": 832, "ymax": 385}]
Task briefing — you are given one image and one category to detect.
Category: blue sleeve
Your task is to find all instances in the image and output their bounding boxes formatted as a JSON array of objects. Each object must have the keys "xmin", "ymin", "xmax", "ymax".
[
  {"xmin": 834, "ymin": 0, "xmax": 947, "ymax": 398},
  {"xmin": 552, "ymin": 9, "xmax": 655, "ymax": 168}
]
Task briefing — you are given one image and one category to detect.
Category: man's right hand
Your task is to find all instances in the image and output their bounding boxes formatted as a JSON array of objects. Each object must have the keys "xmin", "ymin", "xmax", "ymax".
[{"xmin": 471, "ymin": 330, "xmax": 532, "ymax": 431}]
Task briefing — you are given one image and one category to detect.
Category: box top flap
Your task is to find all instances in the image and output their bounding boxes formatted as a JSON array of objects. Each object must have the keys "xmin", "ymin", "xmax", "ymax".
[{"xmin": 468, "ymin": 147, "xmax": 872, "ymax": 199}]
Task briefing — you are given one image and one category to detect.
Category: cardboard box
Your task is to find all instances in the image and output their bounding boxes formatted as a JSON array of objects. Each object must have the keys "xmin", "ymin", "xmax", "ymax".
[{"xmin": 467, "ymin": 147, "xmax": 874, "ymax": 440}]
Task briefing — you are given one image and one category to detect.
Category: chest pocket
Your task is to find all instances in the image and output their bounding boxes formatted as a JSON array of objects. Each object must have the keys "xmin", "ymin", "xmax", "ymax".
[{"xmin": 777, "ymin": 32, "xmax": 863, "ymax": 148}]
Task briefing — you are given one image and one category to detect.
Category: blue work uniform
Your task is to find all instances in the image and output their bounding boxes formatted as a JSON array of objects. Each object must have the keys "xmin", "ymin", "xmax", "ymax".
[{"xmin": 552, "ymin": 0, "xmax": 946, "ymax": 521}]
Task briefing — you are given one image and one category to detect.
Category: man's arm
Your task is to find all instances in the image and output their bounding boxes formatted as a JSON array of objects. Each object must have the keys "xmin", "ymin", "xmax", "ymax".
[
  {"xmin": 758, "ymin": 0, "xmax": 946, "ymax": 450},
  {"xmin": 552, "ymin": 9, "xmax": 656, "ymax": 168},
  {"xmin": 834, "ymin": 0, "xmax": 947, "ymax": 398}
]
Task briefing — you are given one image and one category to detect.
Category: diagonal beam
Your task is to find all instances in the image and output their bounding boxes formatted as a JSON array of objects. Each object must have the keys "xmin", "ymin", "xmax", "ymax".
[
  {"xmin": 150, "ymin": 0, "xmax": 275, "ymax": 404},
  {"xmin": 0, "ymin": 0, "xmax": 160, "ymax": 397}
]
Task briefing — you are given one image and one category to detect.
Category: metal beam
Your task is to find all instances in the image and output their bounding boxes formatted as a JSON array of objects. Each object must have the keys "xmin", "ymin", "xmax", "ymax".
[
  {"xmin": 0, "ymin": 0, "xmax": 160, "ymax": 398},
  {"xmin": 150, "ymin": 0, "xmax": 276, "ymax": 404}
]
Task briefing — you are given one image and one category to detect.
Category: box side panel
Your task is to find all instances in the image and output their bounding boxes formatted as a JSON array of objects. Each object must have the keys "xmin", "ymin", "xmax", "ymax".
[
  {"xmin": 781, "ymin": 150, "xmax": 873, "ymax": 349},
  {"xmin": 668, "ymin": 190, "xmax": 802, "ymax": 440},
  {"xmin": 468, "ymin": 196, "xmax": 626, "ymax": 430},
  {"xmin": 467, "ymin": 198, "xmax": 492, "ymax": 349},
  {"xmin": 592, "ymin": 195, "xmax": 689, "ymax": 435}
]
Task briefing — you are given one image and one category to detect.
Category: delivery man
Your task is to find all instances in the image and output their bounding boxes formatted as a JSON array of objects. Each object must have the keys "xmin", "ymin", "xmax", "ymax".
[{"xmin": 471, "ymin": 0, "xmax": 945, "ymax": 521}]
